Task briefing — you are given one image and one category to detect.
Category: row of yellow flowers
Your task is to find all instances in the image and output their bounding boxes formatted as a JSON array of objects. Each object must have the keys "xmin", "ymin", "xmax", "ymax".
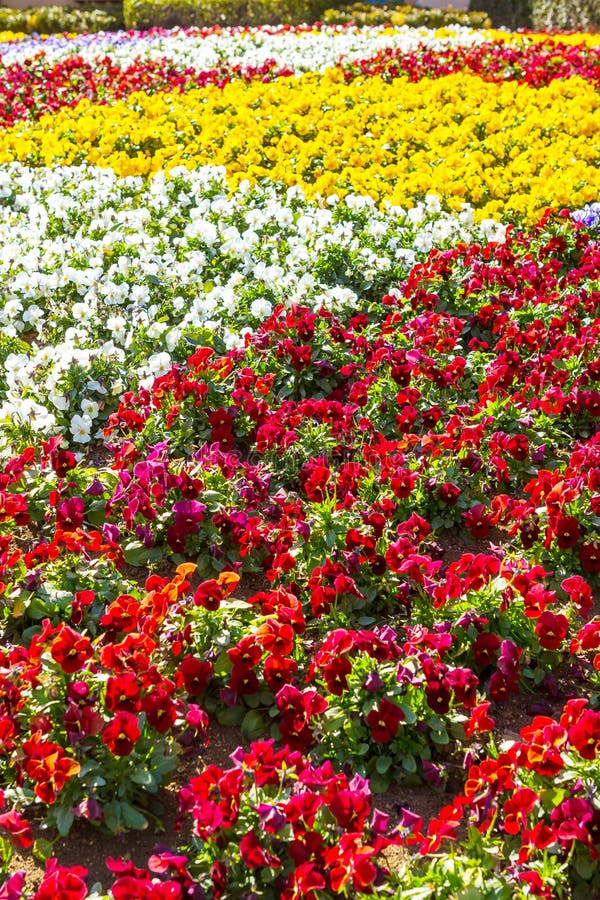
[{"xmin": 1, "ymin": 68, "xmax": 598, "ymax": 221}]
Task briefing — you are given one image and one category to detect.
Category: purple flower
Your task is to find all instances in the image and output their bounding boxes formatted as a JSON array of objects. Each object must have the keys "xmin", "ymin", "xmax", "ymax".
[
  {"xmin": 256, "ymin": 803, "xmax": 287, "ymax": 834},
  {"xmin": 102, "ymin": 522, "xmax": 120, "ymax": 543},
  {"xmin": 573, "ymin": 202, "xmax": 600, "ymax": 228},
  {"xmin": 363, "ymin": 670, "xmax": 384, "ymax": 692},
  {"xmin": 84, "ymin": 477, "xmax": 106, "ymax": 496}
]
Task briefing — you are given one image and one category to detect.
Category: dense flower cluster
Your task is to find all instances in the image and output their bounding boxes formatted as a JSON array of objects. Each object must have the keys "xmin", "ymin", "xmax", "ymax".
[
  {"xmin": 3, "ymin": 17, "xmax": 600, "ymax": 900},
  {"xmin": 6, "ymin": 36, "xmax": 600, "ymax": 129},
  {"xmin": 1, "ymin": 69, "xmax": 598, "ymax": 220},
  {"xmin": 0, "ymin": 162, "xmax": 493, "ymax": 448}
]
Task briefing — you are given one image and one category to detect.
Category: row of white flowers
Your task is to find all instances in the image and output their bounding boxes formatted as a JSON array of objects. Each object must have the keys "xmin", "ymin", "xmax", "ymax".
[
  {"xmin": 0, "ymin": 23, "xmax": 492, "ymax": 71},
  {"xmin": 0, "ymin": 161, "xmax": 505, "ymax": 450}
]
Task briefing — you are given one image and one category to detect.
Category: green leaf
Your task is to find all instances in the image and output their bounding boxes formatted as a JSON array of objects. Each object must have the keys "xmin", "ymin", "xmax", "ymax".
[
  {"xmin": 575, "ymin": 853, "xmax": 596, "ymax": 880},
  {"xmin": 86, "ymin": 500, "xmax": 107, "ymax": 526},
  {"xmin": 33, "ymin": 838, "xmax": 55, "ymax": 862},
  {"xmin": 430, "ymin": 729, "xmax": 450, "ymax": 745},
  {"xmin": 213, "ymin": 650, "xmax": 232, "ymax": 676},
  {"xmin": 122, "ymin": 542, "xmax": 164, "ymax": 567},
  {"xmin": 428, "ymin": 716, "xmax": 446, "ymax": 730},
  {"xmin": 55, "ymin": 806, "xmax": 75, "ymax": 837},
  {"xmin": 244, "ymin": 691, "xmax": 263, "ymax": 709},
  {"xmin": 199, "ymin": 490, "xmax": 224, "ymax": 504},
  {"xmin": 400, "ymin": 704, "xmax": 417, "ymax": 725},
  {"xmin": 375, "ymin": 755, "xmax": 392, "ymax": 774},
  {"xmin": 151, "ymin": 754, "xmax": 177, "ymax": 779},
  {"xmin": 256, "ymin": 689, "xmax": 275, "ymax": 706},
  {"xmin": 11, "ymin": 595, "xmax": 26, "ymax": 617},
  {"xmin": 369, "ymin": 771, "xmax": 391, "ymax": 793},
  {"xmin": 120, "ymin": 802, "xmax": 148, "ymax": 831},
  {"xmin": 103, "ymin": 801, "xmax": 122, "ymax": 834},
  {"xmin": 130, "ymin": 768, "xmax": 155, "ymax": 786},
  {"xmin": 216, "ymin": 706, "xmax": 245, "ymax": 727},
  {"xmin": 241, "ymin": 710, "xmax": 264, "ymax": 740},
  {"xmin": 402, "ymin": 753, "xmax": 417, "ymax": 774}
]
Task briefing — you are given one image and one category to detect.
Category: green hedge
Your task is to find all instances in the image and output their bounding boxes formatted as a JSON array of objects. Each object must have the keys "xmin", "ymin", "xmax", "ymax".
[
  {"xmin": 122, "ymin": 0, "xmax": 335, "ymax": 29},
  {"xmin": 0, "ymin": 5, "xmax": 121, "ymax": 33},
  {"xmin": 468, "ymin": 0, "xmax": 532, "ymax": 29},
  {"xmin": 531, "ymin": 0, "xmax": 600, "ymax": 29},
  {"xmin": 322, "ymin": 3, "xmax": 491, "ymax": 27}
]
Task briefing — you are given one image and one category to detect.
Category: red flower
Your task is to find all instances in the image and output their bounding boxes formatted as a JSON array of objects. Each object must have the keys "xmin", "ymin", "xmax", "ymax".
[
  {"xmin": 326, "ymin": 833, "xmax": 377, "ymax": 893},
  {"xmin": 535, "ymin": 611, "xmax": 569, "ymax": 651},
  {"xmin": 142, "ymin": 689, "xmax": 177, "ymax": 735},
  {"xmin": 0, "ymin": 809, "xmax": 33, "ymax": 849},
  {"xmin": 561, "ymin": 574, "xmax": 592, "ymax": 616},
  {"xmin": 322, "ymin": 656, "xmax": 352, "ymax": 696},
  {"xmin": 282, "ymin": 862, "xmax": 326, "ymax": 900},
  {"xmin": 102, "ymin": 711, "xmax": 141, "ymax": 757},
  {"xmin": 239, "ymin": 829, "xmax": 281, "ymax": 870},
  {"xmin": 579, "ymin": 541, "xmax": 600, "ymax": 573},
  {"xmin": 425, "ymin": 679, "xmax": 452, "ymax": 715},
  {"xmin": 211, "ymin": 860, "xmax": 227, "ymax": 899},
  {"xmin": 552, "ymin": 515, "xmax": 581, "ymax": 550},
  {"xmin": 207, "ymin": 408, "xmax": 235, "ymax": 448},
  {"xmin": 463, "ymin": 701, "xmax": 495, "ymax": 737},
  {"xmin": 299, "ymin": 459, "xmax": 331, "ymax": 502},
  {"xmin": 193, "ymin": 579, "xmax": 223, "ymax": 611},
  {"xmin": 503, "ymin": 787, "xmax": 538, "ymax": 835},
  {"xmin": 506, "ymin": 434, "xmax": 529, "ymax": 461},
  {"xmin": 22, "ymin": 736, "xmax": 80, "ymax": 804},
  {"xmin": 276, "ymin": 686, "xmax": 328, "ymax": 749},
  {"xmin": 390, "ymin": 468, "xmax": 417, "ymax": 499},
  {"xmin": 178, "ymin": 656, "xmax": 213, "ymax": 696},
  {"xmin": 33, "ymin": 859, "xmax": 88, "ymax": 900},
  {"xmin": 438, "ymin": 482, "xmax": 461, "ymax": 506},
  {"xmin": 569, "ymin": 709, "xmax": 600, "ymax": 760},
  {"xmin": 255, "ymin": 619, "xmax": 294, "ymax": 657},
  {"xmin": 105, "ymin": 672, "xmax": 140, "ymax": 712},
  {"xmin": 462, "ymin": 503, "xmax": 492, "ymax": 538},
  {"xmin": 264, "ymin": 655, "xmax": 297, "ymax": 692},
  {"xmin": 517, "ymin": 720, "xmax": 566, "ymax": 777},
  {"xmin": 366, "ymin": 698, "xmax": 405, "ymax": 743},
  {"xmin": 472, "ymin": 632, "xmax": 501, "ymax": 667},
  {"xmin": 50, "ymin": 625, "xmax": 93, "ymax": 674}
]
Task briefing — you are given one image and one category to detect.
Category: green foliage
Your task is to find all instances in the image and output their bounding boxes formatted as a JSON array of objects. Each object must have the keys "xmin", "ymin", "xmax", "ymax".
[
  {"xmin": 123, "ymin": 0, "xmax": 334, "ymax": 29},
  {"xmin": 531, "ymin": 0, "xmax": 600, "ymax": 30},
  {"xmin": 321, "ymin": 3, "xmax": 491, "ymax": 28},
  {"xmin": 468, "ymin": 0, "xmax": 531, "ymax": 29},
  {"xmin": 0, "ymin": 5, "xmax": 121, "ymax": 33}
]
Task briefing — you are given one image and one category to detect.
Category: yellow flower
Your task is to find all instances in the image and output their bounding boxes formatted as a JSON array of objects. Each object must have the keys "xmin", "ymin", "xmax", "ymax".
[{"xmin": 1, "ymin": 70, "xmax": 599, "ymax": 222}]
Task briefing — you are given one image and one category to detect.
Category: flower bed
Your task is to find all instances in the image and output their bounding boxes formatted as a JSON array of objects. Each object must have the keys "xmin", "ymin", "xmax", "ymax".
[{"xmin": 1, "ymin": 19, "xmax": 600, "ymax": 900}]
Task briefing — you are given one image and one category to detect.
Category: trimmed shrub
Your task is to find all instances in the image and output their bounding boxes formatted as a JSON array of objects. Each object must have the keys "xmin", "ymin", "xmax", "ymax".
[
  {"xmin": 123, "ymin": 0, "xmax": 333, "ymax": 29},
  {"xmin": 123, "ymin": 0, "xmax": 243, "ymax": 29},
  {"xmin": 469, "ymin": 0, "xmax": 531, "ymax": 29},
  {"xmin": 531, "ymin": 0, "xmax": 600, "ymax": 30},
  {"xmin": 246, "ymin": 0, "xmax": 331, "ymax": 26},
  {"xmin": 322, "ymin": 3, "xmax": 491, "ymax": 28},
  {"xmin": 0, "ymin": 5, "xmax": 121, "ymax": 33}
]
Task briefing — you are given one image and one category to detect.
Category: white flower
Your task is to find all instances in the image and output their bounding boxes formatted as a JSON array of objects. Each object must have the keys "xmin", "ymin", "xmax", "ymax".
[
  {"xmin": 479, "ymin": 219, "xmax": 508, "ymax": 244},
  {"xmin": 81, "ymin": 398, "xmax": 100, "ymax": 418},
  {"xmin": 50, "ymin": 393, "xmax": 69, "ymax": 411},
  {"xmin": 146, "ymin": 352, "xmax": 172, "ymax": 377},
  {"xmin": 22, "ymin": 304, "xmax": 45, "ymax": 328},
  {"xmin": 69, "ymin": 413, "xmax": 92, "ymax": 443},
  {"xmin": 250, "ymin": 298, "xmax": 273, "ymax": 319}
]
